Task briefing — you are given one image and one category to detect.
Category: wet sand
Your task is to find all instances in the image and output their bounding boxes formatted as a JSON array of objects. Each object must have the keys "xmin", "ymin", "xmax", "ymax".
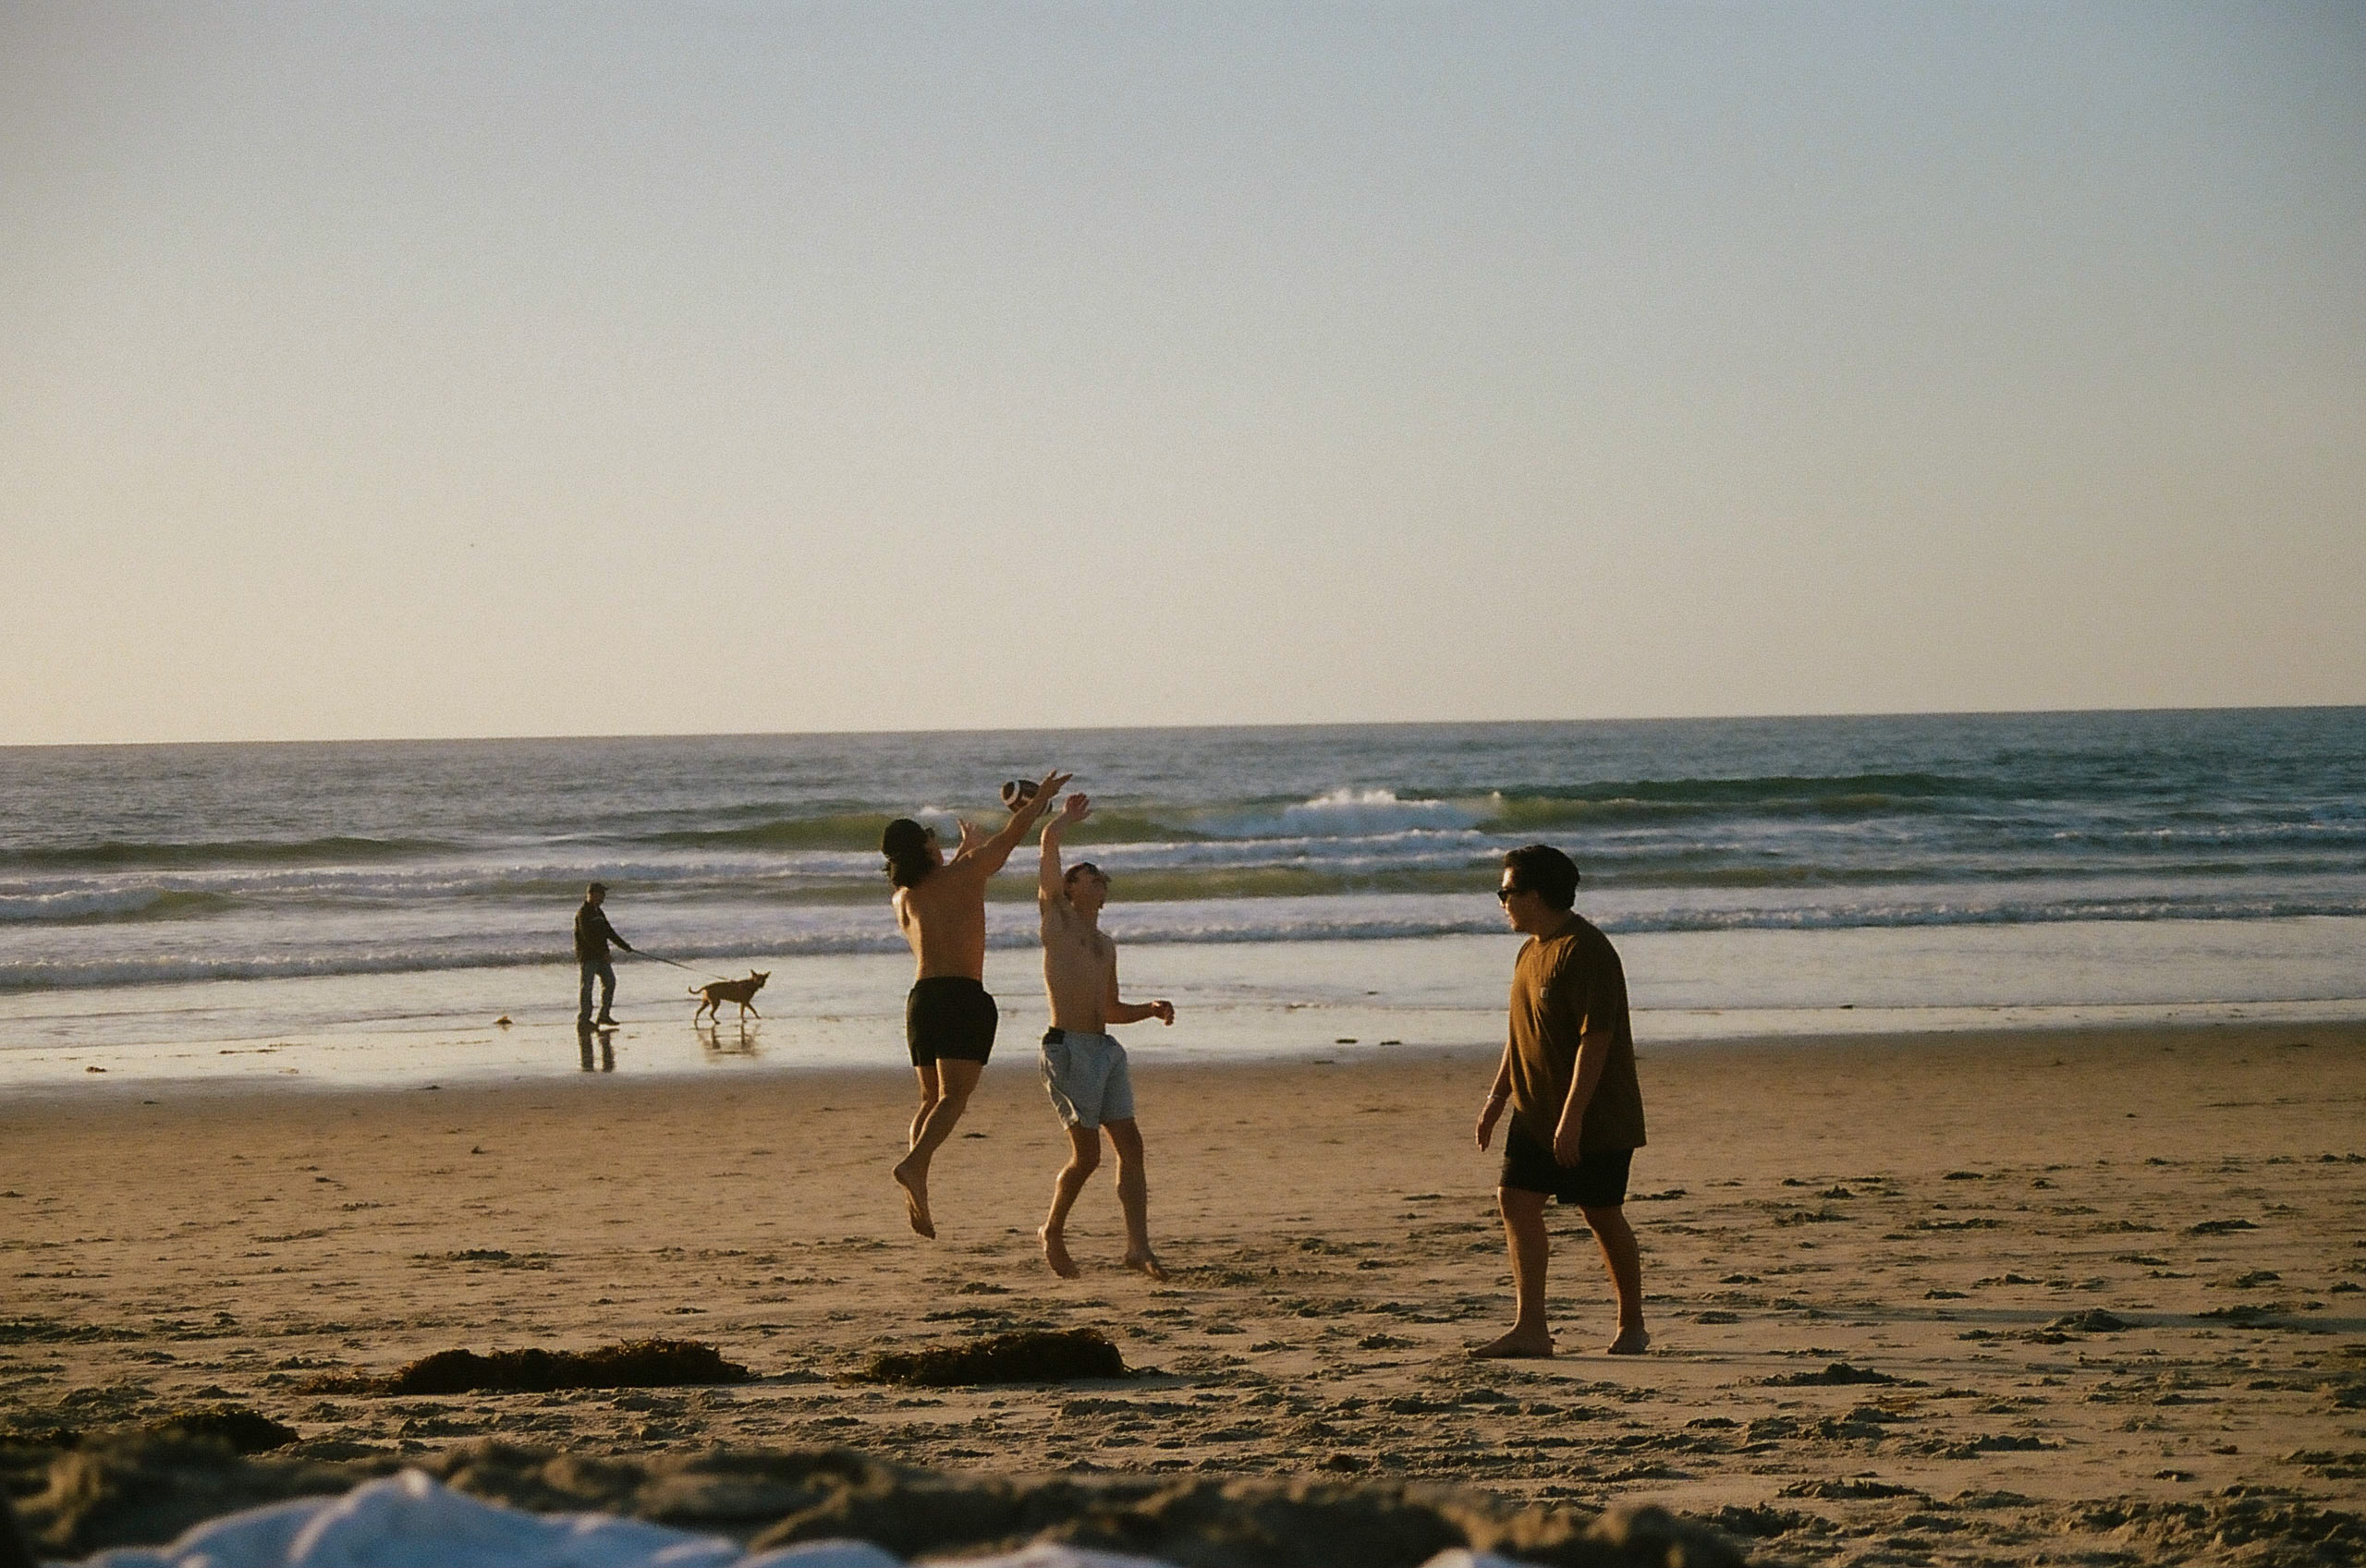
[{"xmin": 5, "ymin": 1021, "xmax": 2364, "ymax": 1563}]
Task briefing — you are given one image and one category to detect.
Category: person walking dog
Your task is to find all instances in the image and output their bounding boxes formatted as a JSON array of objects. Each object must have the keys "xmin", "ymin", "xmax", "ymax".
[{"xmin": 574, "ymin": 881, "xmax": 635, "ymax": 1027}]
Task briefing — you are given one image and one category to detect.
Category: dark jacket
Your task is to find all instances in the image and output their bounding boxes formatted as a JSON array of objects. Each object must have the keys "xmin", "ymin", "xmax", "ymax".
[{"xmin": 573, "ymin": 901, "xmax": 630, "ymax": 963}]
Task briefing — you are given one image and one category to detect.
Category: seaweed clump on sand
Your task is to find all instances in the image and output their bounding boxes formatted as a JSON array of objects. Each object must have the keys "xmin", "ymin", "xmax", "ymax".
[
  {"xmin": 305, "ymin": 1338, "xmax": 751, "ymax": 1396},
  {"xmin": 1762, "ymin": 1362, "xmax": 1903, "ymax": 1388},
  {"xmin": 143, "ymin": 1405, "xmax": 299, "ymax": 1453},
  {"xmin": 2, "ymin": 1429, "xmax": 394, "ymax": 1561},
  {"xmin": 862, "ymin": 1327, "xmax": 1128, "ymax": 1387}
]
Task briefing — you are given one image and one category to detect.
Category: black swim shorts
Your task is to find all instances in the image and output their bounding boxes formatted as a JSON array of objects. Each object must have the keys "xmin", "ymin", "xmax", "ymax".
[
  {"xmin": 906, "ymin": 976, "xmax": 998, "ymax": 1067},
  {"xmin": 1498, "ymin": 1118, "xmax": 1634, "ymax": 1209}
]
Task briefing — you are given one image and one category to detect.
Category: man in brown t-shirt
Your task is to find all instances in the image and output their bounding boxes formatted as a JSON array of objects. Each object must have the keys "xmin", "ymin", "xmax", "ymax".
[{"xmin": 1473, "ymin": 843, "xmax": 1649, "ymax": 1356}]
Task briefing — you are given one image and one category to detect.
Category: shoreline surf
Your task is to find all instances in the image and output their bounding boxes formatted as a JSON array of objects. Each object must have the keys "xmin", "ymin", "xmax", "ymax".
[
  {"xmin": 6, "ymin": 712, "xmax": 2360, "ymax": 1091},
  {"xmin": 5, "ymin": 925, "xmax": 2360, "ymax": 1093}
]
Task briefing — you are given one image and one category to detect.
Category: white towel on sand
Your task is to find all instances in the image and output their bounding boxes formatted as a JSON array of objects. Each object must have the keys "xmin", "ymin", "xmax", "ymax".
[{"xmin": 64, "ymin": 1470, "xmax": 1537, "ymax": 1568}]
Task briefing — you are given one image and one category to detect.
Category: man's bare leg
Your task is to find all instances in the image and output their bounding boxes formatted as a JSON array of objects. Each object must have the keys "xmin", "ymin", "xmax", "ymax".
[
  {"xmin": 1580, "ymin": 1203, "xmax": 1650, "ymax": 1354},
  {"xmin": 891, "ymin": 1058, "xmax": 982, "ymax": 1239},
  {"xmin": 1471, "ymin": 1185, "xmax": 1555, "ymax": 1357},
  {"xmin": 906, "ymin": 1064, "xmax": 939, "ymax": 1151},
  {"xmin": 1104, "ymin": 1118, "xmax": 1165, "ymax": 1279},
  {"xmin": 906, "ymin": 1064, "xmax": 937, "ymax": 1151},
  {"xmin": 1038, "ymin": 1124, "xmax": 1100, "ymax": 1279}
]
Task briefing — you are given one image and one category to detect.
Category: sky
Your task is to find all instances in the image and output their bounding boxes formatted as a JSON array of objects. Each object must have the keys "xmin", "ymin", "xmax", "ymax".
[{"xmin": 3, "ymin": 3, "xmax": 2361, "ymax": 745}]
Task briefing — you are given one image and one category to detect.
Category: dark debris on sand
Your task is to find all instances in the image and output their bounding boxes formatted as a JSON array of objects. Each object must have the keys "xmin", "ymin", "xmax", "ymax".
[
  {"xmin": 1776, "ymin": 1477, "xmax": 1926, "ymax": 1502},
  {"xmin": 2062, "ymin": 1491, "xmax": 2366, "ymax": 1565},
  {"xmin": 861, "ymin": 1327, "xmax": 1131, "ymax": 1387},
  {"xmin": 141, "ymin": 1405, "xmax": 299, "ymax": 1454},
  {"xmin": 0, "ymin": 1404, "xmax": 297, "ymax": 1459},
  {"xmin": 301, "ymin": 1338, "xmax": 751, "ymax": 1397},
  {"xmin": 0, "ymin": 1319, "xmax": 142, "ymax": 1347},
  {"xmin": 2047, "ymin": 1308, "xmax": 2132, "ymax": 1333},
  {"xmin": 1760, "ymin": 1362, "xmax": 1905, "ymax": 1388},
  {"xmin": 1, "ymin": 1433, "xmax": 1752, "ymax": 1567}
]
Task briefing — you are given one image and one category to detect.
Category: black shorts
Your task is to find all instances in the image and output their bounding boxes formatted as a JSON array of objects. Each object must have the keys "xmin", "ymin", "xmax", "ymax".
[
  {"xmin": 1499, "ymin": 1118, "xmax": 1634, "ymax": 1209},
  {"xmin": 907, "ymin": 976, "xmax": 998, "ymax": 1067}
]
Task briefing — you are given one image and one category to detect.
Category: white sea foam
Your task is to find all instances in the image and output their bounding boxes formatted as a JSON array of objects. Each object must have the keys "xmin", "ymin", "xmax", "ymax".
[
  {"xmin": 1186, "ymin": 788, "xmax": 1482, "ymax": 839},
  {"xmin": 0, "ymin": 888, "xmax": 166, "ymax": 921}
]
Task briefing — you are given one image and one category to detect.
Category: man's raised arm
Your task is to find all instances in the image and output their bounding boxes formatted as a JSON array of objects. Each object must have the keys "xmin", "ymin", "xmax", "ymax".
[
  {"xmin": 964, "ymin": 768, "xmax": 1072, "ymax": 878},
  {"xmin": 1040, "ymin": 792, "xmax": 1091, "ymax": 902}
]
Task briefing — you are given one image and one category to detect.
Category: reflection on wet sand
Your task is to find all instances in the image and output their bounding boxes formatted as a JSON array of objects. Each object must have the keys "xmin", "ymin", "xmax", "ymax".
[
  {"xmin": 576, "ymin": 1025, "xmax": 616, "ymax": 1073},
  {"xmin": 697, "ymin": 1020, "xmax": 762, "ymax": 1060}
]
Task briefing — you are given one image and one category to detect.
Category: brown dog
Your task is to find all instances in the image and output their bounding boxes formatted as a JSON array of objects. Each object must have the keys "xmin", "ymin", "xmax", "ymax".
[{"xmin": 690, "ymin": 970, "xmax": 769, "ymax": 1023}]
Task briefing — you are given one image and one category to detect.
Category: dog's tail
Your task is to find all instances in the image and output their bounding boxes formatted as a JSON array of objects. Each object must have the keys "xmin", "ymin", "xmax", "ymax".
[{"xmin": 688, "ymin": 985, "xmax": 702, "ymax": 996}]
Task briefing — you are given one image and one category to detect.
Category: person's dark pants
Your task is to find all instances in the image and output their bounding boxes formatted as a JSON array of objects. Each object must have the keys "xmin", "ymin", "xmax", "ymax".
[{"xmin": 578, "ymin": 957, "xmax": 616, "ymax": 1024}]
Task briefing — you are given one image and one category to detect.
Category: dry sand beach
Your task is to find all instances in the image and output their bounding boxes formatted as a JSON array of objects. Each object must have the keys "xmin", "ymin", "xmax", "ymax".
[{"xmin": 5, "ymin": 1022, "xmax": 2364, "ymax": 1564}]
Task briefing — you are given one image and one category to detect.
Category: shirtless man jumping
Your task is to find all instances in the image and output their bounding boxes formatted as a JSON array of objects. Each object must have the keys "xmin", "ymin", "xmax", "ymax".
[
  {"xmin": 880, "ymin": 767, "xmax": 1068, "ymax": 1239},
  {"xmin": 1034, "ymin": 791, "xmax": 1175, "ymax": 1280}
]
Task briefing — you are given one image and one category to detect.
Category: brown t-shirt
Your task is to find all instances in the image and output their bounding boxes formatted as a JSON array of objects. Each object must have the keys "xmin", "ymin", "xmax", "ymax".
[{"xmin": 1506, "ymin": 915, "xmax": 1646, "ymax": 1151}]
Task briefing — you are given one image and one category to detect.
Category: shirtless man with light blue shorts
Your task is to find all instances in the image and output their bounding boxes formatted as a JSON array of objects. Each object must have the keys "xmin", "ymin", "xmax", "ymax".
[{"xmin": 1035, "ymin": 791, "xmax": 1175, "ymax": 1279}]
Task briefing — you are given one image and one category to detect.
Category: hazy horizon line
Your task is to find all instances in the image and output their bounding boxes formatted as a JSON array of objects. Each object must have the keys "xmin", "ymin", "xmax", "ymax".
[{"xmin": 4, "ymin": 701, "xmax": 2356, "ymax": 753}]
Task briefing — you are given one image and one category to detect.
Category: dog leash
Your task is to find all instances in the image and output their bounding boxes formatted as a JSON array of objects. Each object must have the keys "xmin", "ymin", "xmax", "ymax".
[{"xmin": 638, "ymin": 951, "xmax": 740, "ymax": 984}]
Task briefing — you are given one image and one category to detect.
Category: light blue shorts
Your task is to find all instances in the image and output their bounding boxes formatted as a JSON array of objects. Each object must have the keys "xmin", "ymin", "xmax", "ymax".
[{"xmin": 1039, "ymin": 1027, "xmax": 1135, "ymax": 1130}]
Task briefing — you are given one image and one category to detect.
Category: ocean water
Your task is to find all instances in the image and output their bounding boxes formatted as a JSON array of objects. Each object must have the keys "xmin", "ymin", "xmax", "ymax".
[{"xmin": 2, "ymin": 710, "xmax": 2360, "ymax": 1087}]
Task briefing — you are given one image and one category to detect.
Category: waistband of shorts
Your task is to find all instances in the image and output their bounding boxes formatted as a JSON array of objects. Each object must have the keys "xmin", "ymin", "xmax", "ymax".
[
  {"xmin": 1043, "ymin": 1027, "xmax": 1116, "ymax": 1046},
  {"xmin": 909, "ymin": 975, "xmax": 989, "ymax": 998}
]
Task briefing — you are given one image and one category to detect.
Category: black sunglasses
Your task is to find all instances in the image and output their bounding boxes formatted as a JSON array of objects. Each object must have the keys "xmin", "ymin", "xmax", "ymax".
[{"xmin": 1496, "ymin": 883, "xmax": 1525, "ymax": 904}]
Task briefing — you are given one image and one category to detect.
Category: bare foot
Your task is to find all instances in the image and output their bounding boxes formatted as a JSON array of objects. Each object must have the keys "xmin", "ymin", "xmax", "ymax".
[
  {"xmin": 891, "ymin": 1160, "xmax": 934, "ymax": 1239},
  {"xmin": 1039, "ymin": 1225, "xmax": 1079, "ymax": 1279},
  {"xmin": 1469, "ymin": 1329, "xmax": 1555, "ymax": 1359},
  {"xmin": 1122, "ymin": 1248, "xmax": 1167, "ymax": 1281},
  {"xmin": 1607, "ymin": 1325, "xmax": 1652, "ymax": 1355}
]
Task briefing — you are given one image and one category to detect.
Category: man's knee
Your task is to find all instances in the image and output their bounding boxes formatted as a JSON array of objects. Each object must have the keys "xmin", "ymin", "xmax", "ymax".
[
  {"xmin": 1498, "ymin": 1185, "xmax": 1548, "ymax": 1222},
  {"xmin": 1105, "ymin": 1121, "xmax": 1146, "ymax": 1167},
  {"xmin": 1067, "ymin": 1138, "xmax": 1104, "ymax": 1177},
  {"xmin": 938, "ymin": 1061, "xmax": 985, "ymax": 1100},
  {"xmin": 1579, "ymin": 1203, "xmax": 1632, "ymax": 1237}
]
